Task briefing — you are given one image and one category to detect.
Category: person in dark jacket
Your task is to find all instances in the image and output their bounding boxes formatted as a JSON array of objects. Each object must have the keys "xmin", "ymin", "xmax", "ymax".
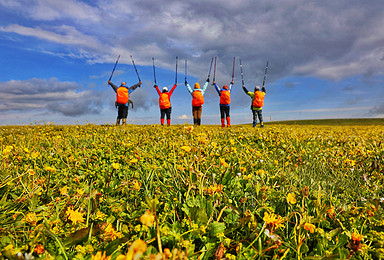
[
  {"xmin": 242, "ymin": 85, "xmax": 266, "ymax": 127},
  {"xmin": 108, "ymin": 80, "xmax": 141, "ymax": 125},
  {"xmin": 213, "ymin": 80, "xmax": 233, "ymax": 127}
]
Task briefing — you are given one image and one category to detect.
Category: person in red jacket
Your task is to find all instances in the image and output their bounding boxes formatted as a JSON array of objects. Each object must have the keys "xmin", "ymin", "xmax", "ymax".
[
  {"xmin": 154, "ymin": 84, "xmax": 177, "ymax": 125},
  {"xmin": 213, "ymin": 80, "xmax": 233, "ymax": 127}
]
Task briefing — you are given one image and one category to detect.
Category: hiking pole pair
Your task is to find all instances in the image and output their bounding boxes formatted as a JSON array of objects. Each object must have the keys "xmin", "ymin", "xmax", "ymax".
[{"xmin": 152, "ymin": 57, "xmax": 178, "ymax": 85}]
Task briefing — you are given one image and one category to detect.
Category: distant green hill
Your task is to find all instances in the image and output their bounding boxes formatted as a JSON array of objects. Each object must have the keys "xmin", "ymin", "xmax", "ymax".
[{"xmin": 265, "ymin": 118, "xmax": 384, "ymax": 126}]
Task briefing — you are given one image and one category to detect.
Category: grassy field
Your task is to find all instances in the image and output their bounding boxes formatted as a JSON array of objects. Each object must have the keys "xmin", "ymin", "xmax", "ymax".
[{"xmin": 1, "ymin": 120, "xmax": 384, "ymax": 259}]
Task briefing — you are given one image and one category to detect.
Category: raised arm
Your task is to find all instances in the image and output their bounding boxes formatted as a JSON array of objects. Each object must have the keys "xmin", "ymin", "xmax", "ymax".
[
  {"xmin": 262, "ymin": 86, "xmax": 266, "ymax": 93},
  {"xmin": 154, "ymin": 85, "xmax": 161, "ymax": 96},
  {"xmin": 213, "ymin": 82, "xmax": 221, "ymax": 96},
  {"xmin": 168, "ymin": 83, "xmax": 177, "ymax": 96},
  {"xmin": 185, "ymin": 81, "xmax": 193, "ymax": 95},
  {"xmin": 242, "ymin": 85, "xmax": 249, "ymax": 94},
  {"xmin": 128, "ymin": 82, "xmax": 141, "ymax": 94},
  {"xmin": 228, "ymin": 80, "xmax": 234, "ymax": 92},
  {"xmin": 201, "ymin": 79, "xmax": 209, "ymax": 95},
  {"xmin": 108, "ymin": 81, "xmax": 118, "ymax": 93}
]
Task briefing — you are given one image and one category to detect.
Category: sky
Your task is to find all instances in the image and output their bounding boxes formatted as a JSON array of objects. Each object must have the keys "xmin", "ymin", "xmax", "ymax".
[{"xmin": 0, "ymin": 0, "xmax": 383, "ymax": 126}]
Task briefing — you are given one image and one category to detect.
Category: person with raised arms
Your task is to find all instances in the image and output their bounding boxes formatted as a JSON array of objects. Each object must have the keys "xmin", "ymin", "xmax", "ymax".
[{"xmin": 184, "ymin": 59, "xmax": 212, "ymax": 125}]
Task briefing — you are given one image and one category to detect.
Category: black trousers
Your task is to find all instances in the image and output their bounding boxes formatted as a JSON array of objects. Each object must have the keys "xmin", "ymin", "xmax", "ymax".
[
  {"xmin": 117, "ymin": 105, "xmax": 128, "ymax": 119},
  {"xmin": 220, "ymin": 106, "xmax": 230, "ymax": 119},
  {"xmin": 160, "ymin": 107, "xmax": 172, "ymax": 119}
]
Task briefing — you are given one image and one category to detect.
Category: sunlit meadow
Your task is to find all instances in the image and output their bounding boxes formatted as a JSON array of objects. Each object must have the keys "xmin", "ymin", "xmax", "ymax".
[{"xmin": 1, "ymin": 123, "xmax": 384, "ymax": 259}]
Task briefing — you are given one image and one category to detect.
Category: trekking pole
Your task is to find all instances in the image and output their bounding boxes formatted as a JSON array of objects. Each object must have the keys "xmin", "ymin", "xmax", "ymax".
[
  {"xmin": 213, "ymin": 56, "xmax": 217, "ymax": 83},
  {"xmin": 130, "ymin": 55, "xmax": 141, "ymax": 83},
  {"xmin": 207, "ymin": 57, "xmax": 214, "ymax": 80},
  {"xmin": 262, "ymin": 61, "xmax": 269, "ymax": 88},
  {"xmin": 185, "ymin": 59, "xmax": 187, "ymax": 83},
  {"xmin": 108, "ymin": 55, "xmax": 120, "ymax": 82},
  {"xmin": 231, "ymin": 56, "xmax": 235, "ymax": 83},
  {"xmin": 175, "ymin": 56, "xmax": 178, "ymax": 84},
  {"xmin": 152, "ymin": 57, "xmax": 157, "ymax": 85},
  {"xmin": 239, "ymin": 59, "xmax": 244, "ymax": 86}
]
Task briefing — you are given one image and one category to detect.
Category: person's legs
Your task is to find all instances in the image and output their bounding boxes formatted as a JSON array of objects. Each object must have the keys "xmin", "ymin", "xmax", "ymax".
[
  {"xmin": 197, "ymin": 106, "xmax": 202, "ymax": 125},
  {"xmin": 220, "ymin": 106, "xmax": 225, "ymax": 127},
  {"xmin": 121, "ymin": 106, "xmax": 128, "ymax": 125},
  {"xmin": 225, "ymin": 106, "xmax": 231, "ymax": 127},
  {"xmin": 117, "ymin": 106, "xmax": 124, "ymax": 125},
  {"xmin": 252, "ymin": 109, "xmax": 258, "ymax": 127},
  {"xmin": 166, "ymin": 107, "xmax": 172, "ymax": 125},
  {"xmin": 160, "ymin": 109, "xmax": 166, "ymax": 125},
  {"xmin": 192, "ymin": 106, "xmax": 198, "ymax": 125},
  {"xmin": 257, "ymin": 110, "xmax": 264, "ymax": 127}
]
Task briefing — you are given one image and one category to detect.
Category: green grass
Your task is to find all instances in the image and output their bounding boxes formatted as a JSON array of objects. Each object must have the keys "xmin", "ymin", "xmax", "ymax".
[{"xmin": 266, "ymin": 118, "xmax": 384, "ymax": 126}]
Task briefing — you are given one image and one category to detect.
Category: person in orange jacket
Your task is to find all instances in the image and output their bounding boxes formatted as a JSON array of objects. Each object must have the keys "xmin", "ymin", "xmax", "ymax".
[
  {"xmin": 185, "ymin": 79, "xmax": 209, "ymax": 125},
  {"xmin": 213, "ymin": 80, "xmax": 233, "ymax": 127},
  {"xmin": 108, "ymin": 80, "xmax": 141, "ymax": 125},
  {"xmin": 242, "ymin": 85, "xmax": 266, "ymax": 127},
  {"xmin": 154, "ymin": 83, "xmax": 177, "ymax": 125}
]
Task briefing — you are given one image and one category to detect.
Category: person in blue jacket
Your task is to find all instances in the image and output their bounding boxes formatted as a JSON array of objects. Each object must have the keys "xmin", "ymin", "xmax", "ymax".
[
  {"xmin": 108, "ymin": 80, "xmax": 141, "ymax": 125},
  {"xmin": 213, "ymin": 80, "xmax": 233, "ymax": 127}
]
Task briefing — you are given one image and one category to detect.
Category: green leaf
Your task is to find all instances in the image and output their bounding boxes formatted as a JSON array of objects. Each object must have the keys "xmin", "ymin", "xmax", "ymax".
[{"xmin": 208, "ymin": 221, "xmax": 226, "ymax": 237}]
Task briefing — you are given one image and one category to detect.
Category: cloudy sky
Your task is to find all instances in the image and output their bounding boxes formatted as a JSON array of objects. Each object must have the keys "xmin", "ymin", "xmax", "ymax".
[{"xmin": 1, "ymin": 0, "xmax": 383, "ymax": 125}]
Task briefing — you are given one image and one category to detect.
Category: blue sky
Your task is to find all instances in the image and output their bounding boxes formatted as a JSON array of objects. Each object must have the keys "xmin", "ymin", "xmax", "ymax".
[{"xmin": 0, "ymin": 0, "xmax": 383, "ymax": 125}]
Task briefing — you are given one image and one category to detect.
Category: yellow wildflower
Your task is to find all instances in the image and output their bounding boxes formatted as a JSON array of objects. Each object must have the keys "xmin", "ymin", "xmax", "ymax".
[
  {"xmin": 117, "ymin": 239, "xmax": 147, "ymax": 260},
  {"xmin": 286, "ymin": 193, "xmax": 297, "ymax": 204},
  {"xmin": 263, "ymin": 212, "xmax": 284, "ymax": 231},
  {"xmin": 304, "ymin": 223, "xmax": 316, "ymax": 233},
  {"xmin": 102, "ymin": 223, "xmax": 122, "ymax": 241},
  {"xmin": 180, "ymin": 146, "xmax": 192, "ymax": 152},
  {"xmin": 66, "ymin": 207, "xmax": 85, "ymax": 225},
  {"xmin": 351, "ymin": 231, "xmax": 364, "ymax": 242},
  {"xmin": 44, "ymin": 166, "xmax": 56, "ymax": 172},
  {"xmin": 140, "ymin": 210, "xmax": 155, "ymax": 227},
  {"xmin": 130, "ymin": 158, "xmax": 138, "ymax": 163},
  {"xmin": 25, "ymin": 212, "xmax": 38, "ymax": 225},
  {"xmin": 92, "ymin": 251, "xmax": 111, "ymax": 260},
  {"xmin": 60, "ymin": 186, "xmax": 68, "ymax": 196},
  {"xmin": 112, "ymin": 163, "xmax": 120, "ymax": 169}
]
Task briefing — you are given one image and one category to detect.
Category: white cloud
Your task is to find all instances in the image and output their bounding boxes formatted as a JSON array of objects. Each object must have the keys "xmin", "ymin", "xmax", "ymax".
[{"xmin": 178, "ymin": 114, "xmax": 190, "ymax": 119}]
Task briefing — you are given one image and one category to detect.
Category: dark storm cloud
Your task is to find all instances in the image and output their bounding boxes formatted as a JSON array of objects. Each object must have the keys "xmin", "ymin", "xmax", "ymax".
[
  {"xmin": 3, "ymin": 0, "xmax": 384, "ymax": 82},
  {"xmin": 369, "ymin": 103, "xmax": 384, "ymax": 115},
  {"xmin": 0, "ymin": 78, "xmax": 103, "ymax": 116}
]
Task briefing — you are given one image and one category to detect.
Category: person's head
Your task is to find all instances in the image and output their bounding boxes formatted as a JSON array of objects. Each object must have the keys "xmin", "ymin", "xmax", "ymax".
[
  {"xmin": 222, "ymin": 85, "xmax": 228, "ymax": 90},
  {"xmin": 254, "ymin": 86, "xmax": 261, "ymax": 92},
  {"xmin": 194, "ymin": 83, "xmax": 200, "ymax": 89},
  {"xmin": 162, "ymin": 87, "xmax": 168, "ymax": 93},
  {"xmin": 121, "ymin": 82, "xmax": 127, "ymax": 86}
]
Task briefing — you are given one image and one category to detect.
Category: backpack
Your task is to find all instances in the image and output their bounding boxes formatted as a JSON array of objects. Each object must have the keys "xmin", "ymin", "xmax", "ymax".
[
  {"xmin": 116, "ymin": 87, "xmax": 129, "ymax": 105},
  {"xmin": 159, "ymin": 93, "xmax": 171, "ymax": 109},
  {"xmin": 192, "ymin": 90, "xmax": 204, "ymax": 106},
  {"xmin": 220, "ymin": 90, "xmax": 231, "ymax": 105},
  {"xmin": 252, "ymin": 91, "xmax": 265, "ymax": 108}
]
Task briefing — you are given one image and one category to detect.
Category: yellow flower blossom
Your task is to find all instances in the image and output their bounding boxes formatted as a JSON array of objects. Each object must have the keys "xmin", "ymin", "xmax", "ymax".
[
  {"xmin": 304, "ymin": 223, "xmax": 316, "ymax": 233},
  {"xmin": 24, "ymin": 212, "xmax": 38, "ymax": 225},
  {"xmin": 92, "ymin": 251, "xmax": 111, "ymax": 260},
  {"xmin": 180, "ymin": 146, "xmax": 192, "ymax": 152},
  {"xmin": 112, "ymin": 163, "xmax": 120, "ymax": 169},
  {"xmin": 66, "ymin": 207, "xmax": 85, "ymax": 225},
  {"xmin": 351, "ymin": 231, "xmax": 364, "ymax": 242},
  {"xmin": 44, "ymin": 166, "xmax": 56, "ymax": 172},
  {"xmin": 140, "ymin": 210, "xmax": 155, "ymax": 227},
  {"xmin": 117, "ymin": 239, "xmax": 147, "ymax": 260},
  {"xmin": 263, "ymin": 212, "xmax": 284, "ymax": 231},
  {"xmin": 286, "ymin": 193, "xmax": 297, "ymax": 204},
  {"xmin": 102, "ymin": 223, "xmax": 122, "ymax": 241},
  {"xmin": 60, "ymin": 186, "xmax": 68, "ymax": 196}
]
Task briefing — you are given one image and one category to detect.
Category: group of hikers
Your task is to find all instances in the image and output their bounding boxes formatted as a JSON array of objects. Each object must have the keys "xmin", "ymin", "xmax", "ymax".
[{"xmin": 108, "ymin": 56, "xmax": 268, "ymax": 128}]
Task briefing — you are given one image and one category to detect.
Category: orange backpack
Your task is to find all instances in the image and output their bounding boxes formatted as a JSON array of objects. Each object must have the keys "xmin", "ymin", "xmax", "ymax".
[
  {"xmin": 220, "ymin": 90, "xmax": 231, "ymax": 105},
  {"xmin": 192, "ymin": 90, "xmax": 204, "ymax": 106},
  {"xmin": 252, "ymin": 91, "xmax": 265, "ymax": 108},
  {"xmin": 159, "ymin": 93, "xmax": 171, "ymax": 109},
  {"xmin": 116, "ymin": 87, "xmax": 129, "ymax": 104}
]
